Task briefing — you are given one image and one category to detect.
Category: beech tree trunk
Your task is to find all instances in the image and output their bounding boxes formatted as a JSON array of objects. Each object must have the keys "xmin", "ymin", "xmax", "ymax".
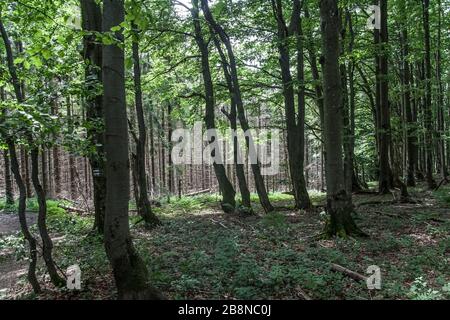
[
  {"xmin": 202, "ymin": 0, "xmax": 273, "ymax": 213},
  {"xmin": 1, "ymin": 15, "xmax": 63, "ymax": 288},
  {"xmin": 191, "ymin": 0, "xmax": 236, "ymax": 213},
  {"xmin": 378, "ymin": 0, "xmax": 393, "ymax": 194},
  {"xmin": 7, "ymin": 140, "xmax": 41, "ymax": 293},
  {"xmin": 132, "ymin": 24, "xmax": 161, "ymax": 227},
  {"xmin": 81, "ymin": 0, "xmax": 107, "ymax": 233},
  {"xmin": 3, "ymin": 149, "xmax": 14, "ymax": 206},
  {"xmin": 271, "ymin": 0, "xmax": 311, "ymax": 210},
  {"xmin": 422, "ymin": 0, "xmax": 436, "ymax": 189},
  {"xmin": 211, "ymin": 33, "xmax": 252, "ymax": 211},
  {"xmin": 400, "ymin": 0, "xmax": 416, "ymax": 187},
  {"xmin": 102, "ymin": 0, "xmax": 163, "ymax": 299},
  {"xmin": 319, "ymin": 0, "xmax": 365, "ymax": 238}
]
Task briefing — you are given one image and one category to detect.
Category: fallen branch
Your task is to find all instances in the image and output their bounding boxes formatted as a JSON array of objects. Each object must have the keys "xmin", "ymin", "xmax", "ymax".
[
  {"xmin": 58, "ymin": 204, "xmax": 87, "ymax": 214},
  {"xmin": 185, "ymin": 189, "xmax": 211, "ymax": 197},
  {"xmin": 330, "ymin": 263, "xmax": 367, "ymax": 282},
  {"xmin": 374, "ymin": 211, "xmax": 404, "ymax": 219},
  {"xmin": 295, "ymin": 286, "xmax": 312, "ymax": 300},
  {"xmin": 210, "ymin": 218, "xmax": 228, "ymax": 229}
]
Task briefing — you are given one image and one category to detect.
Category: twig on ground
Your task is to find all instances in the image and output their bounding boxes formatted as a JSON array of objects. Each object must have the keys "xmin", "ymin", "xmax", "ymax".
[{"xmin": 330, "ymin": 263, "xmax": 367, "ymax": 282}]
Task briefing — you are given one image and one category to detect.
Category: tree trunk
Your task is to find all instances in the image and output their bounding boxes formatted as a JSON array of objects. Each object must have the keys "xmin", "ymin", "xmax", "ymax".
[
  {"xmin": 102, "ymin": 0, "xmax": 163, "ymax": 299},
  {"xmin": 81, "ymin": 0, "xmax": 107, "ymax": 234},
  {"xmin": 400, "ymin": 0, "xmax": 416, "ymax": 187},
  {"xmin": 202, "ymin": 0, "xmax": 273, "ymax": 212},
  {"xmin": 211, "ymin": 34, "xmax": 252, "ymax": 211},
  {"xmin": 7, "ymin": 141, "xmax": 41, "ymax": 293},
  {"xmin": 30, "ymin": 145, "xmax": 65, "ymax": 287},
  {"xmin": 378, "ymin": 0, "xmax": 393, "ymax": 194},
  {"xmin": 422, "ymin": 0, "xmax": 436, "ymax": 189},
  {"xmin": 436, "ymin": 0, "xmax": 447, "ymax": 180},
  {"xmin": 191, "ymin": 0, "xmax": 236, "ymax": 213},
  {"xmin": 271, "ymin": 0, "xmax": 311, "ymax": 210},
  {"xmin": 3, "ymin": 149, "xmax": 14, "ymax": 206},
  {"xmin": 319, "ymin": 0, "xmax": 365, "ymax": 238},
  {"xmin": 20, "ymin": 147, "xmax": 32, "ymax": 198},
  {"xmin": 1, "ymin": 15, "xmax": 63, "ymax": 288},
  {"xmin": 131, "ymin": 24, "xmax": 161, "ymax": 227}
]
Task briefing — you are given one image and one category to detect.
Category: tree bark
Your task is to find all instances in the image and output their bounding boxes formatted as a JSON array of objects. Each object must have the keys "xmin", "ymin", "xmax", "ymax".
[
  {"xmin": 211, "ymin": 33, "xmax": 252, "ymax": 211},
  {"xmin": 8, "ymin": 140, "xmax": 41, "ymax": 293},
  {"xmin": 270, "ymin": 0, "xmax": 311, "ymax": 209},
  {"xmin": 131, "ymin": 25, "xmax": 161, "ymax": 227},
  {"xmin": 3, "ymin": 149, "xmax": 14, "ymax": 206},
  {"xmin": 102, "ymin": 0, "xmax": 163, "ymax": 299},
  {"xmin": 81, "ymin": 0, "xmax": 107, "ymax": 234},
  {"xmin": 202, "ymin": 0, "xmax": 273, "ymax": 212},
  {"xmin": 319, "ymin": 0, "xmax": 365, "ymax": 238},
  {"xmin": 400, "ymin": 0, "xmax": 416, "ymax": 187},
  {"xmin": 191, "ymin": 0, "xmax": 236, "ymax": 213},
  {"xmin": 378, "ymin": 0, "xmax": 393, "ymax": 194},
  {"xmin": 1, "ymin": 15, "xmax": 63, "ymax": 287},
  {"xmin": 422, "ymin": 0, "xmax": 436, "ymax": 189}
]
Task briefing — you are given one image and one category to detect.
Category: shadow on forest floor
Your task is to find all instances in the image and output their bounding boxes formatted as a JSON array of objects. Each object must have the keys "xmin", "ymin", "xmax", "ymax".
[{"xmin": 0, "ymin": 184, "xmax": 449, "ymax": 300}]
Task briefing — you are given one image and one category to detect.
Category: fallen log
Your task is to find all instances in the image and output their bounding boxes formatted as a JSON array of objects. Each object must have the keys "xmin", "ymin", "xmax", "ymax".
[
  {"xmin": 58, "ymin": 204, "xmax": 87, "ymax": 214},
  {"xmin": 184, "ymin": 189, "xmax": 211, "ymax": 197},
  {"xmin": 330, "ymin": 263, "xmax": 367, "ymax": 282}
]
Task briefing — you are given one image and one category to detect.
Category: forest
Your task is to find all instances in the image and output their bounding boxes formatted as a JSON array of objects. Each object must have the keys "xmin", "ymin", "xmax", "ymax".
[{"xmin": 0, "ymin": 0, "xmax": 449, "ymax": 301}]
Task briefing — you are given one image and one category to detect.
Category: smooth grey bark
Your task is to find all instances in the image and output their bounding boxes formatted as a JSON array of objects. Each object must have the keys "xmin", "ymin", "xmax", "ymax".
[{"xmin": 102, "ymin": 0, "xmax": 163, "ymax": 299}]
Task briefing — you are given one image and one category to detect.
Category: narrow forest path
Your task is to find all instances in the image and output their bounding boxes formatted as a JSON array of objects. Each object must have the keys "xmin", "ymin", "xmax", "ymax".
[{"xmin": 0, "ymin": 212, "xmax": 37, "ymax": 298}]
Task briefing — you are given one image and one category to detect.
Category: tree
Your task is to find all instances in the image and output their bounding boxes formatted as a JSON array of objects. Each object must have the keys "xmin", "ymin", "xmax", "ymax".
[
  {"xmin": 398, "ymin": 0, "xmax": 416, "ymax": 187},
  {"xmin": 190, "ymin": 0, "xmax": 236, "ymax": 213},
  {"xmin": 131, "ymin": 16, "xmax": 161, "ymax": 227},
  {"xmin": 422, "ymin": 0, "xmax": 436, "ymax": 189},
  {"xmin": 201, "ymin": 0, "xmax": 274, "ymax": 213},
  {"xmin": 319, "ymin": 0, "xmax": 365, "ymax": 238},
  {"xmin": 81, "ymin": 0, "xmax": 107, "ymax": 234},
  {"xmin": 0, "ymin": 14, "xmax": 64, "ymax": 288},
  {"xmin": 271, "ymin": 0, "xmax": 311, "ymax": 210},
  {"xmin": 377, "ymin": 0, "xmax": 393, "ymax": 194},
  {"xmin": 102, "ymin": 0, "xmax": 163, "ymax": 299}
]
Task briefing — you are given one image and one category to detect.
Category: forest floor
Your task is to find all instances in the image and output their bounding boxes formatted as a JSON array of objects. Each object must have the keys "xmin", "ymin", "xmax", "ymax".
[{"xmin": 0, "ymin": 183, "xmax": 449, "ymax": 300}]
